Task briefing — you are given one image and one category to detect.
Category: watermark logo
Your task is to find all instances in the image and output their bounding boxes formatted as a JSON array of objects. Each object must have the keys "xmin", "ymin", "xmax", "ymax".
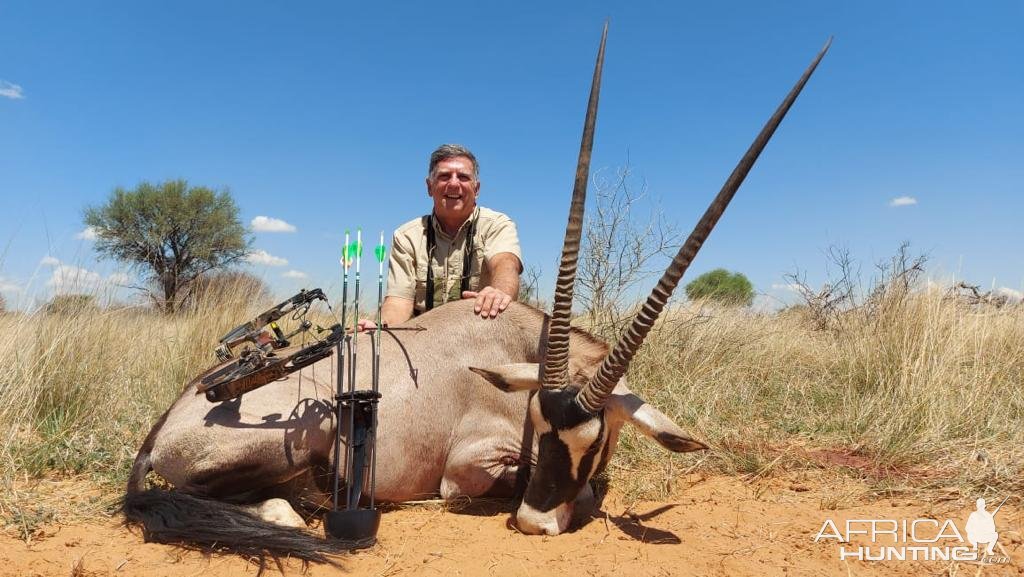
[
  {"xmin": 814, "ymin": 496, "xmax": 1009, "ymax": 564},
  {"xmin": 965, "ymin": 498, "xmax": 999, "ymax": 556}
]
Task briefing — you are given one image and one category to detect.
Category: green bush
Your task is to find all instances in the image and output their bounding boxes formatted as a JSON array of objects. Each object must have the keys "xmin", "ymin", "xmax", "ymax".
[
  {"xmin": 684, "ymin": 268, "xmax": 754, "ymax": 306},
  {"xmin": 44, "ymin": 294, "xmax": 97, "ymax": 315}
]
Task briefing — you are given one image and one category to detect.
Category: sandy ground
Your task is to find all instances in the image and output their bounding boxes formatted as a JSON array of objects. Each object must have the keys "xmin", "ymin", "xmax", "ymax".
[{"xmin": 2, "ymin": 474, "xmax": 1022, "ymax": 577}]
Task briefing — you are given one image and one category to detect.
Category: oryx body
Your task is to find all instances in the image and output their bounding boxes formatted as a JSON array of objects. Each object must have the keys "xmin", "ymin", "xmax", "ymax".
[
  {"xmin": 126, "ymin": 300, "xmax": 688, "ymax": 558},
  {"xmin": 139, "ymin": 302, "xmax": 608, "ymax": 505}
]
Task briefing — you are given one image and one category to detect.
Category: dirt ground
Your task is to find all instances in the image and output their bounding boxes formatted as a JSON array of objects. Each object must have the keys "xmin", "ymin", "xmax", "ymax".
[{"xmin": 2, "ymin": 473, "xmax": 1021, "ymax": 577}]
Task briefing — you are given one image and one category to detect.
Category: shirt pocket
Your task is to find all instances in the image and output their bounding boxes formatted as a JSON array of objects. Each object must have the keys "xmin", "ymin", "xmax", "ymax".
[
  {"xmin": 414, "ymin": 260, "xmax": 429, "ymax": 309},
  {"xmin": 467, "ymin": 246, "xmax": 486, "ymax": 290}
]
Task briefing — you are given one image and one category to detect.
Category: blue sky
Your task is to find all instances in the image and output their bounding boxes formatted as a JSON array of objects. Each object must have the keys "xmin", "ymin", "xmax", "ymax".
[{"xmin": 1, "ymin": 1, "xmax": 1021, "ymax": 310}]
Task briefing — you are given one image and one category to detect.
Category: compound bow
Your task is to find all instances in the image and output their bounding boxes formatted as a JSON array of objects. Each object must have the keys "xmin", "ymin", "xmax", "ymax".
[{"xmin": 195, "ymin": 288, "xmax": 346, "ymax": 402}]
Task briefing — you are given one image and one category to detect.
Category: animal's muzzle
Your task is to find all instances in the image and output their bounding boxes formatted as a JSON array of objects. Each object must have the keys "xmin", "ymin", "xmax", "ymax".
[{"xmin": 514, "ymin": 502, "xmax": 574, "ymax": 535}]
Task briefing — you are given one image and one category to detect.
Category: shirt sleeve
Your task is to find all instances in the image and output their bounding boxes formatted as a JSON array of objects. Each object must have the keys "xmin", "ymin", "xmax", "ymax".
[
  {"xmin": 386, "ymin": 229, "xmax": 417, "ymax": 300},
  {"xmin": 482, "ymin": 213, "xmax": 523, "ymax": 270}
]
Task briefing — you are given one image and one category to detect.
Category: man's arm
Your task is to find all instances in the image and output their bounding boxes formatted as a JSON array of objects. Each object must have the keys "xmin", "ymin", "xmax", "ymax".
[
  {"xmin": 462, "ymin": 251, "xmax": 521, "ymax": 318},
  {"xmin": 358, "ymin": 228, "xmax": 417, "ymax": 331},
  {"xmin": 356, "ymin": 296, "xmax": 414, "ymax": 332},
  {"xmin": 381, "ymin": 296, "xmax": 414, "ymax": 326}
]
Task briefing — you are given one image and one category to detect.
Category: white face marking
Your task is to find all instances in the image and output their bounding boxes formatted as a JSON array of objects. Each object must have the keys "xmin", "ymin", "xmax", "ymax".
[
  {"xmin": 515, "ymin": 500, "xmax": 574, "ymax": 535},
  {"xmin": 558, "ymin": 418, "xmax": 604, "ymax": 483},
  {"xmin": 529, "ymin": 394, "xmax": 552, "ymax": 434}
]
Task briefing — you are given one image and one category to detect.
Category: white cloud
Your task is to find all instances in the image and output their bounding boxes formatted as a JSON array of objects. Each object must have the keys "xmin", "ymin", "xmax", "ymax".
[
  {"xmin": 0, "ymin": 277, "xmax": 21, "ymax": 293},
  {"xmin": 995, "ymin": 287, "xmax": 1023, "ymax": 302},
  {"xmin": 889, "ymin": 196, "xmax": 918, "ymax": 207},
  {"xmin": 282, "ymin": 270, "xmax": 308, "ymax": 279},
  {"xmin": 770, "ymin": 283, "xmax": 802, "ymax": 293},
  {"xmin": 40, "ymin": 255, "xmax": 61, "ymax": 266},
  {"xmin": 251, "ymin": 216, "xmax": 297, "ymax": 233},
  {"xmin": 107, "ymin": 272, "xmax": 131, "ymax": 285},
  {"xmin": 75, "ymin": 226, "xmax": 98, "ymax": 240},
  {"xmin": 245, "ymin": 249, "xmax": 288, "ymax": 266},
  {"xmin": 44, "ymin": 265, "xmax": 129, "ymax": 294},
  {"xmin": 46, "ymin": 265, "xmax": 104, "ymax": 293},
  {"xmin": 751, "ymin": 294, "xmax": 781, "ymax": 313},
  {"xmin": 0, "ymin": 80, "xmax": 24, "ymax": 100}
]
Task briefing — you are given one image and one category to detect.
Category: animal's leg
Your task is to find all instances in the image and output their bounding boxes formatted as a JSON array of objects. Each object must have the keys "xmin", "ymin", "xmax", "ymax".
[
  {"xmin": 440, "ymin": 460, "xmax": 515, "ymax": 499},
  {"xmin": 243, "ymin": 498, "xmax": 306, "ymax": 528}
]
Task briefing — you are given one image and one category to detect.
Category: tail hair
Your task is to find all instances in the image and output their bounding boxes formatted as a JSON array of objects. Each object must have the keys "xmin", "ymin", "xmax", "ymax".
[
  {"xmin": 122, "ymin": 489, "xmax": 350, "ymax": 567},
  {"xmin": 123, "ymin": 408, "xmax": 349, "ymax": 567}
]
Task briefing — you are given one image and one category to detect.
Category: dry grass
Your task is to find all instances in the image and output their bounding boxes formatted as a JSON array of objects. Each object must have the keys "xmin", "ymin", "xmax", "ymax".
[
  {"xmin": 0, "ymin": 281, "xmax": 274, "ymax": 525},
  {"xmin": 1, "ymin": 278, "xmax": 1022, "ymax": 526},
  {"xmin": 608, "ymin": 286, "xmax": 1024, "ymax": 499}
]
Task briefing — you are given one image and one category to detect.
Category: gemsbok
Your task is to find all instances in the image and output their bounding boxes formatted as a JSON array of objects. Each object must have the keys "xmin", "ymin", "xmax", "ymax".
[{"xmin": 123, "ymin": 23, "xmax": 830, "ymax": 563}]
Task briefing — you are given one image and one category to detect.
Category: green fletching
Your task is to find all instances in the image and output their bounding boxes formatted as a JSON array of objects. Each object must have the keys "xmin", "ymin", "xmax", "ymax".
[
  {"xmin": 341, "ymin": 231, "xmax": 352, "ymax": 265},
  {"xmin": 345, "ymin": 241, "xmax": 362, "ymax": 259},
  {"xmin": 374, "ymin": 244, "xmax": 386, "ymax": 262}
]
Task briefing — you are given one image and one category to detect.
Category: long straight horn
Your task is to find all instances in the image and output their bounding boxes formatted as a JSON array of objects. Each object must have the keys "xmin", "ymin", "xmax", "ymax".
[
  {"xmin": 577, "ymin": 38, "xmax": 832, "ymax": 412},
  {"xmin": 542, "ymin": 22, "xmax": 609, "ymax": 387}
]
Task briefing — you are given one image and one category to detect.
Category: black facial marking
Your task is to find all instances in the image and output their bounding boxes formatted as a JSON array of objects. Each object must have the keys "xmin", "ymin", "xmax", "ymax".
[
  {"xmin": 524, "ymin": 432, "xmax": 575, "ymax": 512},
  {"xmin": 522, "ymin": 387, "xmax": 606, "ymax": 513},
  {"xmin": 538, "ymin": 386, "xmax": 596, "ymax": 430}
]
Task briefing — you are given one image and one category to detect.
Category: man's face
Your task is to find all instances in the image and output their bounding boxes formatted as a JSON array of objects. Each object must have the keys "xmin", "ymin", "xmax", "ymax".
[{"xmin": 427, "ymin": 156, "xmax": 480, "ymax": 225}]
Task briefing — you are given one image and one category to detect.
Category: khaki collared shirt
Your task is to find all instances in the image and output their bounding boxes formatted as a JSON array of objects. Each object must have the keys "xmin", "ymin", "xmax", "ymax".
[{"xmin": 387, "ymin": 206, "xmax": 522, "ymax": 314}]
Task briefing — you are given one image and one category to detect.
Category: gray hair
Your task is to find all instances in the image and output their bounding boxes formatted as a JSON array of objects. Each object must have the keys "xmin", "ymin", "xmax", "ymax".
[{"xmin": 428, "ymin": 144, "xmax": 479, "ymax": 180}]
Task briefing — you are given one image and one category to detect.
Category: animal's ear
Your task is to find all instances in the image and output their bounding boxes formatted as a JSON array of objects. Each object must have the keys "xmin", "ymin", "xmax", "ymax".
[
  {"xmin": 469, "ymin": 364, "xmax": 542, "ymax": 392},
  {"xmin": 606, "ymin": 392, "xmax": 708, "ymax": 453}
]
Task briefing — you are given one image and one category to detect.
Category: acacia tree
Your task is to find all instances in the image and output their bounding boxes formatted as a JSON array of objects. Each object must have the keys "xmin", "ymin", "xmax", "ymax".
[
  {"xmin": 84, "ymin": 180, "xmax": 251, "ymax": 313},
  {"xmin": 685, "ymin": 268, "xmax": 754, "ymax": 307}
]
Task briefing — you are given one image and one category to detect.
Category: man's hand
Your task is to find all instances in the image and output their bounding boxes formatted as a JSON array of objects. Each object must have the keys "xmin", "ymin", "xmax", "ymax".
[
  {"xmin": 356, "ymin": 319, "xmax": 377, "ymax": 332},
  {"xmin": 462, "ymin": 286, "xmax": 513, "ymax": 319}
]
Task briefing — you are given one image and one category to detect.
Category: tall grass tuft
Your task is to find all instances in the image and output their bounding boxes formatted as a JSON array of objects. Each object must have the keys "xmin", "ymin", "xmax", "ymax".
[{"xmin": 0, "ymin": 278, "xmax": 272, "ymax": 502}]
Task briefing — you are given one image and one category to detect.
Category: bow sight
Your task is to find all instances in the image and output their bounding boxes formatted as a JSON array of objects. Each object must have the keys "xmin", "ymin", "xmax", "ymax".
[{"xmin": 196, "ymin": 288, "xmax": 345, "ymax": 402}]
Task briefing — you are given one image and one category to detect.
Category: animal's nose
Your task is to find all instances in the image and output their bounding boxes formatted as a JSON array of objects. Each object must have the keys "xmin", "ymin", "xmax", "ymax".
[{"xmin": 514, "ymin": 502, "xmax": 573, "ymax": 535}]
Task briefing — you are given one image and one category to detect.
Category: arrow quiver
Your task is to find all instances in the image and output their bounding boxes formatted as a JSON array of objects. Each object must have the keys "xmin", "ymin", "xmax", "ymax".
[
  {"xmin": 324, "ymin": 322, "xmax": 382, "ymax": 546},
  {"xmin": 325, "ymin": 228, "xmax": 383, "ymax": 546}
]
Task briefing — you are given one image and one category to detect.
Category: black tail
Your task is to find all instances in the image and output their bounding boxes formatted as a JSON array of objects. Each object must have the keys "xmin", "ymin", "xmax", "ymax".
[
  {"xmin": 122, "ymin": 489, "xmax": 349, "ymax": 565},
  {"xmin": 123, "ymin": 407, "xmax": 349, "ymax": 566}
]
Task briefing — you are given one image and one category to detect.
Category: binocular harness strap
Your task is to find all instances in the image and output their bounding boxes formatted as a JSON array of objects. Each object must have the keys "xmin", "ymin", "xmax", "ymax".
[{"xmin": 424, "ymin": 214, "xmax": 477, "ymax": 313}]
